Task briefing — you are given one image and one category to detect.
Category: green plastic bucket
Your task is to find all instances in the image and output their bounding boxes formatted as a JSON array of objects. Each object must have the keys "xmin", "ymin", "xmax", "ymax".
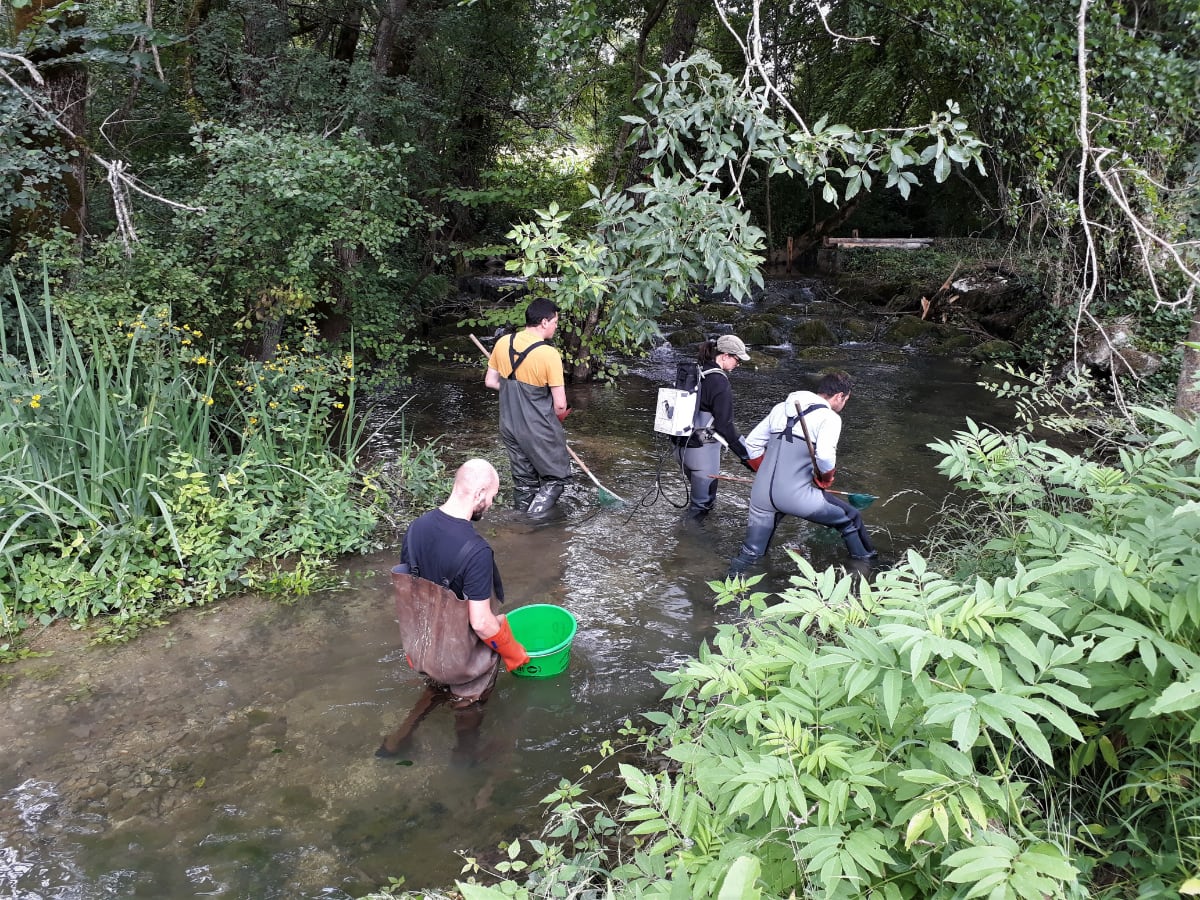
[{"xmin": 506, "ymin": 604, "xmax": 577, "ymax": 679}]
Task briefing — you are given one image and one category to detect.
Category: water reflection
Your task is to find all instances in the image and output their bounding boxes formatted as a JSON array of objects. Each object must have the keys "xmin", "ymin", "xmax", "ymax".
[{"xmin": 0, "ymin": 338, "xmax": 1011, "ymax": 897}]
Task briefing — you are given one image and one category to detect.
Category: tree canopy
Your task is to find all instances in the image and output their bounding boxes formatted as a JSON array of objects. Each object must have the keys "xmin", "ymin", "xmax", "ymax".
[{"xmin": 0, "ymin": 0, "xmax": 1196, "ymax": 398}]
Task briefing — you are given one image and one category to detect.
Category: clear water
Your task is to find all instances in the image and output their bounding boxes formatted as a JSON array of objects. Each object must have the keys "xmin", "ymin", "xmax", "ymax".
[{"xmin": 0, "ymin": 328, "xmax": 1013, "ymax": 897}]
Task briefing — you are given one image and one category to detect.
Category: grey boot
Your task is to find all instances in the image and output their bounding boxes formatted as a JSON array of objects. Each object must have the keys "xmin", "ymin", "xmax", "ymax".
[
  {"xmin": 526, "ymin": 479, "xmax": 565, "ymax": 515},
  {"xmin": 726, "ymin": 520, "xmax": 777, "ymax": 577},
  {"xmin": 842, "ymin": 528, "xmax": 877, "ymax": 560}
]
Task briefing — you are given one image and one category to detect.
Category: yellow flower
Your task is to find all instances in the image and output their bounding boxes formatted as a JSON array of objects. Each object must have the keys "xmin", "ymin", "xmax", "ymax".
[
  {"xmin": 30, "ymin": 398, "xmax": 42, "ymax": 409},
  {"xmin": 334, "ymin": 402, "xmax": 345, "ymax": 409},
  {"xmin": 244, "ymin": 385, "xmax": 254, "ymax": 393},
  {"xmin": 194, "ymin": 355, "xmax": 209, "ymax": 365},
  {"xmin": 182, "ymin": 339, "xmax": 192, "ymax": 346},
  {"xmin": 202, "ymin": 395, "xmax": 214, "ymax": 406},
  {"xmin": 292, "ymin": 384, "xmax": 304, "ymax": 393},
  {"xmin": 269, "ymin": 401, "xmax": 279, "ymax": 409},
  {"xmin": 248, "ymin": 416, "xmax": 259, "ymax": 425}
]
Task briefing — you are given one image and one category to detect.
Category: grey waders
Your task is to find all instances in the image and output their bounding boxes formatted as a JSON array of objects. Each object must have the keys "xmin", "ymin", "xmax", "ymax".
[
  {"xmin": 497, "ymin": 336, "xmax": 571, "ymax": 514},
  {"xmin": 729, "ymin": 401, "xmax": 876, "ymax": 575}
]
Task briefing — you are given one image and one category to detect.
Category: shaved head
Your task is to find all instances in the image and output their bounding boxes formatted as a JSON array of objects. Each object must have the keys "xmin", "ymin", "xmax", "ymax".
[
  {"xmin": 451, "ymin": 459, "xmax": 500, "ymax": 520},
  {"xmin": 455, "ymin": 459, "xmax": 499, "ymax": 494}
]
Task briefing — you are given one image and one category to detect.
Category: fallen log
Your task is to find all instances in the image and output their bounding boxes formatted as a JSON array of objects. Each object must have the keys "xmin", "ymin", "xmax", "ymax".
[{"xmin": 822, "ymin": 237, "xmax": 934, "ymax": 250}]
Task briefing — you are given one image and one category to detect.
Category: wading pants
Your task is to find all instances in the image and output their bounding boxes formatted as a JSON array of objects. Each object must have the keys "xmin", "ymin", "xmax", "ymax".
[{"xmin": 729, "ymin": 493, "xmax": 876, "ymax": 574}]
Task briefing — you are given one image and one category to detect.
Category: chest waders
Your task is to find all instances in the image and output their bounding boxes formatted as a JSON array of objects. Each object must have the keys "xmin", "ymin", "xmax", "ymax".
[
  {"xmin": 729, "ymin": 404, "xmax": 877, "ymax": 574},
  {"xmin": 497, "ymin": 336, "xmax": 572, "ymax": 512},
  {"xmin": 671, "ymin": 366, "xmax": 726, "ymax": 520},
  {"xmin": 389, "ymin": 539, "xmax": 501, "ymax": 702}
]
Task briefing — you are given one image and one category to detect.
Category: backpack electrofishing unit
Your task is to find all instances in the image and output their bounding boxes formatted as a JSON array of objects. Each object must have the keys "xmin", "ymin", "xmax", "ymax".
[{"xmin": 653, "ymin": 363, "xmax": 721, "ymax": 438}]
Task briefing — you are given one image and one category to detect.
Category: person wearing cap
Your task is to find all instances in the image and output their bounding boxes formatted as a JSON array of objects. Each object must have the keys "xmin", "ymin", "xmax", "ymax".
[
  {"xmin": 671, "ymin": 334, "xmax": 755, "ymax": 522},
  {"xmin": 727, "ymin": 370, "xmax": 877, "ymax": 574}
]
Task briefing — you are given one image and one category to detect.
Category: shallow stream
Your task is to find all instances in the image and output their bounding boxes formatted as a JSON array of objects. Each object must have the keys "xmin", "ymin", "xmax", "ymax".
[{"xmin": 1, "ymin": 293, "xmax": 1014, "ymax": 898}]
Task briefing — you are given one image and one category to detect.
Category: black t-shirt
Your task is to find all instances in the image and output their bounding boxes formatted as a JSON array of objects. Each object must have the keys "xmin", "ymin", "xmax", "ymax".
[
  {"xmin": 698, "ymin": 368, "xmax": 744, "ymax": 453},
  {"xmin": 399, "ymin": 509, "xmax": 500, "ymax": 602}
]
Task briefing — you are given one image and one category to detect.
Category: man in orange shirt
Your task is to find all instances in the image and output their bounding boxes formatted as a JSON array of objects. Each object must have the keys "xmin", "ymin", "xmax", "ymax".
[{"xmin": 484, "ymin": 298, "xmax": 572, "ymax": 513}]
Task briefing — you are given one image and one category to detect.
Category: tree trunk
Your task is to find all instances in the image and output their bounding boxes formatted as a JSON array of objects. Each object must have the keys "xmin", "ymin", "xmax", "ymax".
[
  {"xmin": 239, "ymin": 0, "xmax": 290, "ymax": 109},
  {"xmin": 1175, "ymin": 308, "xmax": 1200, "ymax": 415},
  {"xmin": 371, "ymin": 0, "xmax": 412, "ymax": 79},
  {"xmin": 183, "ymin": 0, "xmax": 213, "ymax": 112},
  {"xmin": 603, "ymin": 0, "xmax": 671, "ymax": 187},
  {"xmin": 12, "ymin": 0, "xmax": 89, "ymax": 244},
  {"xmin": 332, "ymin": 2, "xmax": 363, "ymax": 64}
]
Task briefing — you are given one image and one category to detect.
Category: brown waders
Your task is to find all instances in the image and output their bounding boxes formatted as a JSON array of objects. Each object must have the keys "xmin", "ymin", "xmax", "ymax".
[{"xmin": 378, "ymin": 566, "xmax": 501, "ymax": 758}]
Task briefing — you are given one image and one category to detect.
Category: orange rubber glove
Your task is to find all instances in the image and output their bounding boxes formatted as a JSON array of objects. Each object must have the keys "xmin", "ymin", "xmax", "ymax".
[
  {"xmin": 746, "ymin": 455, "xmax": 763, "ymax": 472},
  {"xmin": 485, "ymin": 617, "xmax": 530, "ymax": 672},
  {"xmin": 813, "ymin": 468, "xmax": 836, "ymax": 489},
  {"xmin": 555, "ymin": 407, "xmax": 573, "ymax": 422}
]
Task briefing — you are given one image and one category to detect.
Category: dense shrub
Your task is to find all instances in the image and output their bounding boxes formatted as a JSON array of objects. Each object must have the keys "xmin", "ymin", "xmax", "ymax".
[
  {"xmin": 385, "ymin": 406, "xmax": 1200, "ymax": 899},
  {"xmin": 0, "ymin": 274, "xmax": 380, "ymax": 640}
]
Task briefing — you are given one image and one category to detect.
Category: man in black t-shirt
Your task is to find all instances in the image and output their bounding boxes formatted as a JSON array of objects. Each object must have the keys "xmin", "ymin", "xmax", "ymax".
[
  {"xmin": 399, "ymin": 458, "xmax": 529, "ymax": 676},
  {"xmin": 378, "ymin": 460, "xmax": 529, "ymax": 759}
]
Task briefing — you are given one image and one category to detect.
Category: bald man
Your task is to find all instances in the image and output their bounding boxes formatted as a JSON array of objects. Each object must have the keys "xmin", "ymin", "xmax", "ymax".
[{"xmin": 390, "ymin": 460, "xmax": 529, "ymax": 705}]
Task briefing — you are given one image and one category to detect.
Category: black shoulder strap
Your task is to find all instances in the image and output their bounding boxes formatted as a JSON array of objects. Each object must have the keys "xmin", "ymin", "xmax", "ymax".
[
  {"xmin": 445, "ymin": 539, "xmax": 483, "ymax": 591},
  {"xmin": 506, "ymin": 335, "xmax": 549, "ymax": 379},
  {"xmin": 782, "ymin": 402, "xmax": 828, "ymax": 443}
]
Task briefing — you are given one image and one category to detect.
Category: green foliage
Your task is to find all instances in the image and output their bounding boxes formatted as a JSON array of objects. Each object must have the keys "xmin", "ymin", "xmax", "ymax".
[
  {"xmin": 176, "ymin": 124, "xmax": 443, "ymax": 357},
  {"xmin": 0, "ymin": 88, "xmax": 71, "ymax": 229},
  {"xmin": 629, "ymin": 52, "xmax": 985, "ymax": 206},
  {"xmin": 9, "ymin": 231, "xmax": 222, "ymax": 347},
  {"xmin": 0, "ymin": 270, "xmax": 380, "ymax": 638},
  {"xmin": 488, "ymin": 50, "xmax": 985, "ymax": 379},
  {"xmin": 414, "ymin": 403, "xmax": 1200, "ymax": 898},
  {"xmin": 893, "ymin": 0, "xmax": 1200, "ymax": 337}
]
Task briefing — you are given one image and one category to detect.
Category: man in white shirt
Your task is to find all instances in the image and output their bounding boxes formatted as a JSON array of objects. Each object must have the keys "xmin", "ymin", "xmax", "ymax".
[{"xmin": 728, "ymin": 370, "xmax": 877, "ymax": 574}]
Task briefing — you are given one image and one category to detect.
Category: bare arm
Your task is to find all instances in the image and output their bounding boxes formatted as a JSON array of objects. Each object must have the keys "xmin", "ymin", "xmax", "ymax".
[
  {"xmin": 468, "ymin": 598, "xmax": 504, "ymax": 640},
  {"xmin": 550, "ymin": 384, "xmax": 568, "ymax": 416},
  {"xmin": 484, "ymin": 367, "xmax": 501, "ymax": 391}
]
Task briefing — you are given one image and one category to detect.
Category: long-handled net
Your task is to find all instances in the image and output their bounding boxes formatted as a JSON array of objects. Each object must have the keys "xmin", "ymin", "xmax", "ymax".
[{"xmin": 710, "ymin": 474, "xmax": 877, "ymax": 509}]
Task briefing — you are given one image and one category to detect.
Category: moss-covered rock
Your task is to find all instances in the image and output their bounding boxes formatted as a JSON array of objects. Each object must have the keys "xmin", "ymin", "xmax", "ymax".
[
  {"xmin": 840, "ymin": 318, "xmax": 878, "ymax": 341},
  {"xmin": 969, "ymin": 340, "xmax": 1016, "ymax": 361},
  {"xmin": 665, "ymin": 327, "xmax": 706, "ymax": 348},
  {"xmin": 660, "ymin": 306, "xmax": 703, "ymax": 327},
  {"xmin": 794, "ymin": 345, "xmax": 846, "ymax": 362},
  {"xmin": 745, "ymin": 351, "xmax": 783, "ymax": 370},
  {"xmin": 790, "ymin": 319, "xmax": 838, "ymax": 346},
  {"xmin": 696, "ymin": 302, "xmax": 743, "ymax": 323},
  {"xmin": 884, "ymin": 315, "xmax": 947, "ymax": 347},
  {"xmin": 927, "ymin": 332, "xmax": 978, "ymax": 356},
  {"xmin": 736, "ymin": 316, "xmax": 785, "ymax": 346}
]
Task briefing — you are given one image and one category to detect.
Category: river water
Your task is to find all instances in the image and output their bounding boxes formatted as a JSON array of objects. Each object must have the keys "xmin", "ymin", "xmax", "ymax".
[{"xmin": 0, "ymin": 297, "xmax": 1013, "ymax": 898}]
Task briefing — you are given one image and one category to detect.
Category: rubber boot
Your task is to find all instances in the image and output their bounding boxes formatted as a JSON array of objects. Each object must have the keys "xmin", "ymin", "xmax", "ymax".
[
  {"xmin": 841, "ymin": 528, "xmax": 877, "ymax": 560},
  {"xmin": 526, "ymin": 479, "xmax": 565, "ymax": 515},
  {"xmin": 726, "ymin": 520, "xmax": 776, "ymax": 577},
  {"xmin": 512, "ymin": 484, "xmax": 538, "ymax": 511}
]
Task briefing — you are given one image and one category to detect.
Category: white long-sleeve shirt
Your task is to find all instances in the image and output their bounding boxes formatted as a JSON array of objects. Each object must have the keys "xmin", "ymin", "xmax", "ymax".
[{"xmin": 745, "ymin": 390, "xmax": 842, "ymax": 473}]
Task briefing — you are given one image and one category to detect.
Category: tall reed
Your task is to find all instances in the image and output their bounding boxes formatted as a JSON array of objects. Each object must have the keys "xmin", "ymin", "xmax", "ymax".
[{"xmin": 1, "ymin": 272, "xmax": 223, "ymax": 624}]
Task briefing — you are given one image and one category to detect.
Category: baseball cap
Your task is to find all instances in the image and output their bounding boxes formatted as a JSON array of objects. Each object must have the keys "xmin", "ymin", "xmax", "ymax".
[{"xmin": 716, "ymin": 334, "xmax": 750, "ymax": 360}]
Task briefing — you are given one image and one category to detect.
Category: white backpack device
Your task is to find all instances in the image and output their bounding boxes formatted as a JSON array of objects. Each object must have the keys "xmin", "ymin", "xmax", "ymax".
[
  {"xmin": 653, "ymin": 364, "xmax": 719, "ymax": 437},
  {"xmin": 653, "ymin": 384, "xmax": 700, "ymax": 436}
]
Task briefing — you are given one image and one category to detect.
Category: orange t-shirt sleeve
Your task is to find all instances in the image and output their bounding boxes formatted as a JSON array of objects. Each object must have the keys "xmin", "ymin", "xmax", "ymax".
[{"xmin": 487, "ymin": 336, "xmax": 511, "ymax": 377}]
